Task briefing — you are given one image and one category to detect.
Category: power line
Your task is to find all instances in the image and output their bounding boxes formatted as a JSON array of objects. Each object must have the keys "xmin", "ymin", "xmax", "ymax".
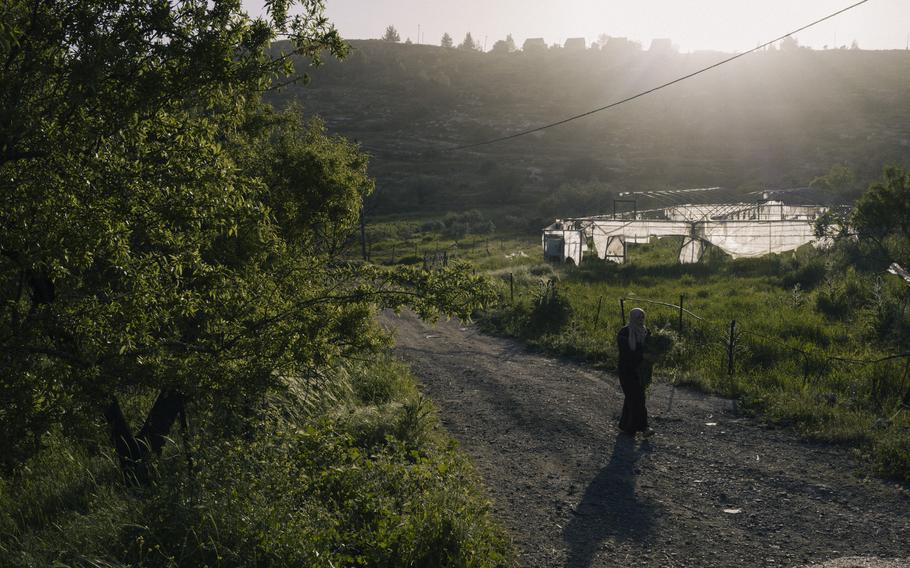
[{"xmin": 447, "ymin": 0, "xmax": 871, "ymax": 152}]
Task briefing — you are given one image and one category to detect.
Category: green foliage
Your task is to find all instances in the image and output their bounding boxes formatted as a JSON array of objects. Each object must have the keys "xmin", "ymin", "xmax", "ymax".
[
  {"xmin": 537, "ymin": 181, "xmax": 613, "ymax": 219},
  {"xmin": 525, "ymin": 283, "xmax": 572, "ymax": 337},
  {"xmin": 873, "ymin": 428, "xmax": 910, "ymax": 481},
  {"xmin": 278, "ymin": 40, "xmax": 910, "ymax": 216},
  {"xmin": 0, "ymin": 359, "xmax": 513, "ymax": 567},
  {"xmin": 810, "ymin": 164, "xmax": 862, "ymax": 203},
  {"xmin": 481, "ymin": 231, "xmax": 910, "ymax": 481},
  {"xmin": 0, "ymin": 0, "xmax": 498, "ymax": 473},
  {"xmin": 850, "ymin": 166, "xmax": 910, "ymax": 266}
]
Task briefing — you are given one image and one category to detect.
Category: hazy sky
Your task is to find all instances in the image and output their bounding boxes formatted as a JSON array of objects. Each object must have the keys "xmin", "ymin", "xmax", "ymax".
[{"xmin": 242, "ymin": 0, "xmax": 909, "ymax": 52}]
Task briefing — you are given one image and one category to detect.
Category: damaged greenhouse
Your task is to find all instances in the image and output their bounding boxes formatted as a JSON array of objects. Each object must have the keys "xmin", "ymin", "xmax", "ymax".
[{"xmin": 542, "ymin": 188, "xmax": 834, "ymax": 265}]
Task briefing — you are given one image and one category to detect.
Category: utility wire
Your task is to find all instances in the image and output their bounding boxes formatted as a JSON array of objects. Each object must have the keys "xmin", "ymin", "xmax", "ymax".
[{"xmin": 447, "ymin": 0, "xmax": 871, "ymax": 152}]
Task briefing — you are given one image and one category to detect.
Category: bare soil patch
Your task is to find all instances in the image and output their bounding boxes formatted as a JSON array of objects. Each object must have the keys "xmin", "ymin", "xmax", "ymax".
[{"xmin": 382, "ymin": 311, "xmax": 909, "ymax": 568}]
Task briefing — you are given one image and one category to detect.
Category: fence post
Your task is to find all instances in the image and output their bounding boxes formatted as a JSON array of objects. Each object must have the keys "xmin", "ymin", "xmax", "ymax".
[
  {"xmin": 619, "ymin": 298, "xmax": 626, "ymax": 325},
  {"xmin": 509, "ymin": 273, "xmax": 514, "ymax": 304},
  {"xmin": 678, "ymin": 294, "xmax": 684, "ymax": 334},
  {"xmin": 594, "ymin": 296, "xmax": 603, "ymax": 327},
  {"xmin": 443, "ymin": 250, "xmax": 448, "ymax": 267},
  {"xmin": 392, "ymin": 244, "xmax": 396, "ymax": 264},
  {"xmin": 727, "ymin": 319, "xmax": 737, "ymax": 376}
]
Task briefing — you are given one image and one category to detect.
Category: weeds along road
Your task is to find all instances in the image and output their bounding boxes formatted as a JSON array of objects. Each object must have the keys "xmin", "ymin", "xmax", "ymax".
[{"xmin": 381, "ymin": 311, "xmax": 910, "ymax": 568}]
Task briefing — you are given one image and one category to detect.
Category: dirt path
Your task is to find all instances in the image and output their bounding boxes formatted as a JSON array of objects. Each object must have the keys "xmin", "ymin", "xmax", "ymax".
[{"xmin": 381, "ymin": 311, "xmax": 910, "ymax": 568}]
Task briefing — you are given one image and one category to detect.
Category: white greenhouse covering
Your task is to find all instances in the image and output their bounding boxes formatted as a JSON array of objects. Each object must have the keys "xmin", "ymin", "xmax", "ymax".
[
  {"xmin": 541, "ymin": 227, "xmax": 586, "ymax": 265},
  {"xmin": 542, "ymin": 201, "xmax": 829, "ymax": 265}
]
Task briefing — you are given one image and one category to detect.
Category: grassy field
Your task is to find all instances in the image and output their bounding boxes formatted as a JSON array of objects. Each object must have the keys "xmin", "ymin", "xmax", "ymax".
[
  {"xmin": 365, "ymin": 215, "xmax": 910, "ymax": 483},
  {"xmin": 0, "ymin": 355, "xmax": 513, "ymax": 567}
]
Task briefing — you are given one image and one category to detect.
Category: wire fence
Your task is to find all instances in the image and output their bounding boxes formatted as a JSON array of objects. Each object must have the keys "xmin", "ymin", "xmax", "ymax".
[
  {"xmin": 362, "ymin": 238, "xmax": 501, "ymax": 268},
  {"xmin": 615, "ymin": 295, "xmax": 910, "ymax": 410}
]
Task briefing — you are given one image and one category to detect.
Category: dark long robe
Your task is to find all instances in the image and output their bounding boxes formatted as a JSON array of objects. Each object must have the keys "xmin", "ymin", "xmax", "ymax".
[{"xmin": 616, "ymin": 325, "xmax": 649, "ymax": 434}]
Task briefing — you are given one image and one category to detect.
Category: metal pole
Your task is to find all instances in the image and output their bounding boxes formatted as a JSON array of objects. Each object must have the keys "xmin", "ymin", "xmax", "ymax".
[
  {"xmin": 619, "ymin": 298, "xmax": 626, "ymax": 325},
  {"xmin": 594, "ymin": 296, "xmax": 603, "ymax": 326},
  {"xmin": 509, "ymin": 273, "xmax": 514, "ymax": 304},
  {"xmin": 727, "ymin": 319, "xmax": 737, "ymax": 376}
]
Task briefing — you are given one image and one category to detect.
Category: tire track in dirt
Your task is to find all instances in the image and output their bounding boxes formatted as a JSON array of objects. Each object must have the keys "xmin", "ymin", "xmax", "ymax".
[{"xmin": 382, "ymin": 311, "xmax": 910, "ymax": 568}]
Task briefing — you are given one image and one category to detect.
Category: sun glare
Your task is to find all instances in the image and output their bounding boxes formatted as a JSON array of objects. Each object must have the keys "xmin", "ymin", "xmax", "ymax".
[{"xmin": 243, "ymin": 0, "xmax": 908, "ymax": 53}]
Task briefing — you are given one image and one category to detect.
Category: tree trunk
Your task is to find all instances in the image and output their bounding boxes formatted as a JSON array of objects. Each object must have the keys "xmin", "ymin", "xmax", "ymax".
[{"xmin": 104, "ymin": 389, "xmax": 186, "ymax": 486}]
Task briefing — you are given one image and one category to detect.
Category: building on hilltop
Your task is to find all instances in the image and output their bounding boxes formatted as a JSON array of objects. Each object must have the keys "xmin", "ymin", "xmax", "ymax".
[
  {"xmin": 522, "ymin": 37, "xmax": 546, "ymax": 52},
  {"xmin": 649, "ymin": 38, "xmax": 675, "ymax": 53},
  {"xmin": 564, "ymin": 37, "xmax": 586, "ymax": 50}
]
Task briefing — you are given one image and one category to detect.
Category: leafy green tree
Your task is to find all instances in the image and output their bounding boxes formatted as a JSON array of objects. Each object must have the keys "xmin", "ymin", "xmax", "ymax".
[
  {"xmin": 810, "ymin": 164, "xmax": 861, "ymax": 203},
  {"xmin": 850, "ymin": 166, "xmax": 910, "ymax": 266},
  {"xmin": 0, "ymin": 0, "xmax": 493, "ymax": 478},
  {"xmin": 441, "ymin": 32, "xmax": 453, "ymax": 48},
  {"xmin": 383, "ymin": 25, "xmax": 401, "ymax": 42}
]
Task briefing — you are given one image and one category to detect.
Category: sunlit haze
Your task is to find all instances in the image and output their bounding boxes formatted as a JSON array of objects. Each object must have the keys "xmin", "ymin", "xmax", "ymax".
[{"xmin": 242, "ymin": 0, "xmax": 909, "ymax": 52}]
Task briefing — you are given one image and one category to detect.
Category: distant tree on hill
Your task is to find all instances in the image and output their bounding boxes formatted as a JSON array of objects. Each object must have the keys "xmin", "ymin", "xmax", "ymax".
[
  {"xmin": 382, "ymin": 25, "xmax": 400, "ymax": 42},
  {"xmin": 491, "ymin": 34, "xmax": 516, "ymax": 54},
  {"xmin": 441, "ymin": 32, "xmax": 453, "ymax": 48},
  {"xmin": 850, "ymin": 39, "xmax": 860, "ymax": 50},
  {"xmin": 405, "ymin": 37, "xmax": 412, "ymax": 45},
  {"xmin": 780, "ymin": 35, "xmax": 799, "ymax": 51},
  {"xmin": 459, "ymin": 32, "xmax": 478, "ymax": 51},
  {"xmin": 810, "ymin": 164, "xmax": 861, "ymax": 203}
]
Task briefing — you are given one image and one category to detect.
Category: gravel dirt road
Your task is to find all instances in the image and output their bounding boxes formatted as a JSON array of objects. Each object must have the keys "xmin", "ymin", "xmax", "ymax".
[{"xmin": 381, "ymin": 311, "xmax": 910, "ymax": 568}]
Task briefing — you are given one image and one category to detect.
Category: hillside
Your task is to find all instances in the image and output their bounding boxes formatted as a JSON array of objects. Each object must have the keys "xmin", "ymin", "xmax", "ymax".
[{"xmin": 270, "ymin": 40, "xmax": 910, "ymax": 215}]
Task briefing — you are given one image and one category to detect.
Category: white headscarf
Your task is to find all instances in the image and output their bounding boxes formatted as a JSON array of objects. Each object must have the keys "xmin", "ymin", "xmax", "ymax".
[{"xmin": 628, "ymin": 308, "xmax": 647, "ymax": 351}]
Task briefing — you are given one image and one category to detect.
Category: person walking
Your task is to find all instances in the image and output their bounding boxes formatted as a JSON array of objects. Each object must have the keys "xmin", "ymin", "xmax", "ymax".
[{"xmin": 617, "ymin": 307, "xmax": 654, "ymax": 437}]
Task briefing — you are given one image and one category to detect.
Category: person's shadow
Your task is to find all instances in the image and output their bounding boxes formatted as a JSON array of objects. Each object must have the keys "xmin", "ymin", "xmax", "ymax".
[{"xmin": 563, "ymin": 434, "xmax": 658, "ymax": 568}]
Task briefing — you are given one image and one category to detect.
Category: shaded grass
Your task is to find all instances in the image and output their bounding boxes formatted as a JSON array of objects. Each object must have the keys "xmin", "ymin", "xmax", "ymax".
[{"xmin": 0, "ymin": 355, "xmax": 514, "ymax": 567}]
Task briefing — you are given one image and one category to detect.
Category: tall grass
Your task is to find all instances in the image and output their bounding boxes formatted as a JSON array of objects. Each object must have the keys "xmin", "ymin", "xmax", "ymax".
[
  {"xmin": 481, "ymin": 235, "xmax": 910, "ymax": 482},
  {"xmin": 0, "ymin": 356, "xmax": 513, "ymax": 567}
]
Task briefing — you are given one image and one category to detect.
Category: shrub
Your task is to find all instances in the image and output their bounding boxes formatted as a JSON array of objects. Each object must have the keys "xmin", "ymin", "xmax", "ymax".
[
  {"xmin": 781, "ymin": 257, "xmax": 827, "ymax": 290},
  {"xmin": 872, "ymin": 429, "xmax": 910, "ymax": 482},
  {"xmin": 525, "ymin": 284, "xmax": 572, "ymax": 337},
  {"xmin": 0, "ymin": 361, "xmax": 514, "ymax": 567}
]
